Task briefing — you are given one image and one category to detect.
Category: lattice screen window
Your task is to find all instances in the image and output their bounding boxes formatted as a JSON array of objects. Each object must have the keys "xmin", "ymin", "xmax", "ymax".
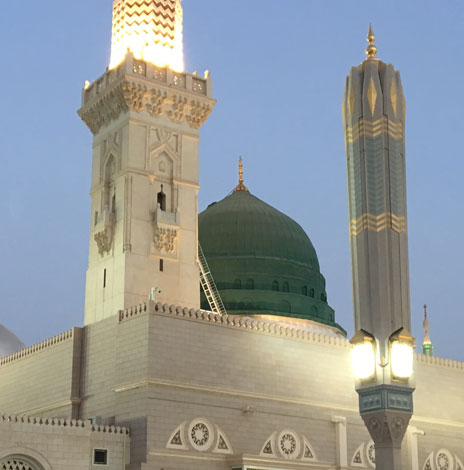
[{"xmin": 1, "ymin": 459, "xmax": 36, "ymax": 470}]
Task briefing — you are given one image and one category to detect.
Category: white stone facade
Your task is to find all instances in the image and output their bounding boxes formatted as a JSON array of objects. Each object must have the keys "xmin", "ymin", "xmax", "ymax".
[
  {"xmin": 0, "ymin": 416, "xmax": 129, "ymax": 470},
  {"xmin": 79, "ymin": 54, "xmax": 215, "ymax": 325},
  {"xmin": 0, "ymin": 302, "xmax": 463, "ymax": 469}
]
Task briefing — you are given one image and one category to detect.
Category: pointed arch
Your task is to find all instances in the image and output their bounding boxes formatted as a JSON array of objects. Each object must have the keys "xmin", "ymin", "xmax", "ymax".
[
  {"xmin": 351, "ymin": 443, "xmax": 366, "ymax": 467},
  {"xmin": 301, "ymin": 436, "xmax": 318, "ymax": 461},
  {"xmin": 166, "ymin": 421, "xmax": 188, "ymax": 450},
  {"xmin": 423, "ymin": 453, "xmax": 434, "ymax": 470},
  {"xmin": 149, "ymin": 145, "xmax": 179, "ymax": 178},
  {"xmin": 260, "ymin": 432, "xmax": 276, "ymax": 457},
  {"xmin": 213, "ymin": 426, "xmax": 233, "ymax": 454},
  {"xmin": 455, "ymin": 455, "xmax": 463, "ymax": 470},
  {"xmin": 0, "ymin": 448, "xmax": 51, "ymax": 470}
]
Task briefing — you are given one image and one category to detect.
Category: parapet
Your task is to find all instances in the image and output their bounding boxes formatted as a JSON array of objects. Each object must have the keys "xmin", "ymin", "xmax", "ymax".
[
  {"xmin": 0, "ymin": 415, "xmax": 130, "ymax": 435},
  {"xmin": 78, "ymin": 53, "xmax": 216, "ymax": 135},
  {"xmin": 0, "ymin": 328, "xmax": 76, "ymax": 367}
]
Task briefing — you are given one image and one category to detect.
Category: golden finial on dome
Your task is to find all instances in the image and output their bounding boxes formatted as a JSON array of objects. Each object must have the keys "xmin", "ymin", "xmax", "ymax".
[
  {"xmin": 365, "ymin": 24, "xmax": 378, "ymax": 59},
  {"xmin": 234, "ymin": 156, "xmax": 248, "ymax": 192}
]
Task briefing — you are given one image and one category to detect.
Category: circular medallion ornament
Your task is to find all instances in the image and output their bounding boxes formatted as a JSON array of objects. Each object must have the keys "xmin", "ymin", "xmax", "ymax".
[
  {"xmin": 188, "ymin": 419, "xmax": 214, "ymax": 451},
  {"xmin": 277, "ymin": 430, "xmax": 301, "ymax": 459},
  {"xmin": 367, "ymin": 441, "xmax": 376, "ymax": 467},
  {"xmin": 436, "ymin": 449, "xmax": 453, "ymax": 470}
]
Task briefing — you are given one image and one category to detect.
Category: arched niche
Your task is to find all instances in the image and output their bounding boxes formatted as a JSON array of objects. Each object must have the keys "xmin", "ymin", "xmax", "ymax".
[
  {"xmin": 150, "ymin": 149, "xmax": 176, "ymax": 179},
  {"xmin": 0, "ymin": 448, "xmax": 51, "ymax": 470}
]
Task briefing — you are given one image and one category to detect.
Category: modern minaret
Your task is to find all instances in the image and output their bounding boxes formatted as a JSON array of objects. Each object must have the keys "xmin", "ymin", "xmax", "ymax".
[
  {"xmin": 79, "ymin": 0, "xmax": 216, "ymax": 324},
  {"xmin": 422, "ymin": 304, "xmax": 433, "ymax": 356},
  {"xmin": 343, "ymin": 27, "xmax": 415, "ymax": 470}
]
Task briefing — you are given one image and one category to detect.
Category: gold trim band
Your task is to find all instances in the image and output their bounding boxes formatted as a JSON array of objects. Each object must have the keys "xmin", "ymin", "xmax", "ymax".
[
  {"xmin": 350, "ymin": 212, "xmax": 407, "ymax": 235},
  {"xmin": 345, "ymin": 117, "xmax": 403, "ymax": 144}
]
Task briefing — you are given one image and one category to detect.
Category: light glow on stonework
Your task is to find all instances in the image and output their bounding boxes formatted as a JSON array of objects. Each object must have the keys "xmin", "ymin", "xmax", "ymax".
[
  {"xmin": 352, "ymin": 342, "xmax": 376, "ymax": 380},
  {"xmin": 391, "ymin": 341, "xmax": 414, "ymax": 378},
  {"xmin": 109, "ymin": 0, "xmax": 184, "ymax": 72}
]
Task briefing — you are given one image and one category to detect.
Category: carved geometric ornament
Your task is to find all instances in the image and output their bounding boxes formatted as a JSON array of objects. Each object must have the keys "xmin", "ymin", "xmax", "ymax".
[
  {"xmin": 1, "ymin": 459, "xmax": 38, "ymax": 470},
  {"xmin": 154, "ymin": 226, "xmax": 178, "ymax": 254},
  {"xmin": 351, "ymin": 441, "xmax": 375, "ymax": 468},
  {"xmin": 79, "ymin": 80, "xmax": 213, "ymax": 135},
  {"xmin": 166, "ymin": 418, "xmax": 233, "ymax": 454},
  {"xmin": 260, "ymin": 429, "xmax": 317, "ymax": 462},
  {"xmin": 422, "ymin": 450, "xmax": 463, "ymax": 470}
]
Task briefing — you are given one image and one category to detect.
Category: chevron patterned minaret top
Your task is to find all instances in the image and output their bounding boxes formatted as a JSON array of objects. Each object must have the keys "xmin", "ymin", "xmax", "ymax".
[{"xmin": 109, "ymin": 0, "xmax": 184, "ymax": 72}]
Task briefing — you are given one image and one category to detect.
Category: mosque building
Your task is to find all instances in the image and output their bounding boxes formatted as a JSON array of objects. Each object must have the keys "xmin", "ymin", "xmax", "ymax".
[{"xmin": 0, "ymin": 1, "xmax": 463, "ymax": 470}]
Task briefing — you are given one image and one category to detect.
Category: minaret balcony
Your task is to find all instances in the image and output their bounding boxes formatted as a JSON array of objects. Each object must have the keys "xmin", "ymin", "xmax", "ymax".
[
  {"xmin": 153, "ymin": 206, "xmax": 180, "ymax": 228},
  {"xmin": 81, "ymin": 53, "xmax": 213, "ymax": 105}
]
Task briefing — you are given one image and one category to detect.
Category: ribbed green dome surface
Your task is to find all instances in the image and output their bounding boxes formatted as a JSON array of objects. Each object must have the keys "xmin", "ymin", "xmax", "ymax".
[
  {"xmin": 200, "ymin": 191, "xmax": 319, "ymax": 269},
  {"xmin": 199, "ymin": 190, "xmax": 343, "ymax": 332}
]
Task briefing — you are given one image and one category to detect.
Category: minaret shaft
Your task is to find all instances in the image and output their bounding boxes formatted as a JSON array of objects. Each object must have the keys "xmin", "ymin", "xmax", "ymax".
[
  {"xmin": 78, "ymin": 1, "xmax": 215, "ymax": 325},
  {"xmin": 343, "ymin": 57, "xmax": 410, "ymax": 345}
]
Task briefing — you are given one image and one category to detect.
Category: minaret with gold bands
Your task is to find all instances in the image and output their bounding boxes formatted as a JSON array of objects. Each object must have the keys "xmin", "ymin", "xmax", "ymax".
[{"xmin": 343, "ymin": 26, "xmax": 410, "ymax": 345}]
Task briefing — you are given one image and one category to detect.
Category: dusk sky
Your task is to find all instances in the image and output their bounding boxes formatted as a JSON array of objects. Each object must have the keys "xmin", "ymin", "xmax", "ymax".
[{"xmin": 1, "ymin": 1, "xmax": 463, "ymax": 361}]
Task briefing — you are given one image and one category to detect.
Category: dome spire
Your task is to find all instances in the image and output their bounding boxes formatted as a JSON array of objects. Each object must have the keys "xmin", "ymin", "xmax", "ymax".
[
  {"xmin": 422, "ymin": 304, "xmax": 433, "ymax": 356},
  {"xmin": 365, "ymin": 24, "xmax": 378, "ymax": 59},
  {"xmin": 234, "ymin": 156, "xmax": 248, "ymax": 192}
]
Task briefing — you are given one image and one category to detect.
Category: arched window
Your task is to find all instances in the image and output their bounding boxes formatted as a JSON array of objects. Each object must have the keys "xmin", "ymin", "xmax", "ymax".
[
  {"xmin": 1, "ymin": 456, "xmax": 44, "ymax": 470},
  {"xmin": 309, "ymin": 288, "xmax": 315, "ymax": 298},
  {"xmin": 157, "ymin": 184, "xmax": 167, "ymax": 211},
  {"xmin": 302, "ymin": 286, "xmax": 308, "ymax": 296},
  {"xmin": 320, "ymin": 292, "xmax": 327, "ymax": 302},
  {"xmin": 246, "ymin": 279, "xmax": 254, "ymax": 289},
  {"xmin": 272, "ymin": 280, "xmax": 279, "ymax": 291},
  {"xmin": 103, "ymin": 155, "xmax": 116, "ymax": 210},
  {"xmin": 234, "ymin": 279, "xmax": 242, "ymax": 289},
  {"xmin": 283, "ymin": 281, "xmax": 289, "ymax": 292}
]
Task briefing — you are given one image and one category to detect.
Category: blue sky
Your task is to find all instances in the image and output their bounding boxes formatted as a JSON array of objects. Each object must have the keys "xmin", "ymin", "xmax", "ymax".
[{"xmin": 0, "ymin": 1, "xmax": 463, "ymax": 361}]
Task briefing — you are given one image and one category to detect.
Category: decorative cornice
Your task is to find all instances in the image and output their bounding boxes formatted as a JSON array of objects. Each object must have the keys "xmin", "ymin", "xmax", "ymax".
[
  {"xmin": 79, "ymin": 57, "xmax": 215, "ymax": 135},
  {"xmin": 0, "ymin": 415, "xmax": 129, "ymax": 435},
  {"xmin": 119, "ymin": 301, "xmax": 349, "ymax": 347},
  {"xmin": 79, "ymin": 79, "xmax": 213, "ymax": 134},
  {"xmin": 0, "ymin": 329, "xmax": 75, "ymax": 367},
  {"xmin": 119, "ymin": 302, "xmax": 464, "ymax": 370}
]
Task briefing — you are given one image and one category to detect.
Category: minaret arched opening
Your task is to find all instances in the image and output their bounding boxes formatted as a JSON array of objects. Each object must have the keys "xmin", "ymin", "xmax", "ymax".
[{"xmin": 157, "ymin": 185, "xmax": 167, "ymax": 211}]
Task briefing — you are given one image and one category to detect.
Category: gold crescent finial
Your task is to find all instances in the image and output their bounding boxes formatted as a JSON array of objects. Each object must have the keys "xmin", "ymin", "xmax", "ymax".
[
  {"xmin": 365, "ymin": 24, "xmax": 378, "ymax": 59},
  {"xmin": 234, "ymin": 156, "xmax": 248, "ymax": 192}
]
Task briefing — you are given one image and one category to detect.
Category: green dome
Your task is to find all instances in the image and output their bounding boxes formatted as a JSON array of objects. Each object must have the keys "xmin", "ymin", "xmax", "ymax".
[{"xmin": 199, "ymin": 189, "xmax": 344, "ymax": 332}]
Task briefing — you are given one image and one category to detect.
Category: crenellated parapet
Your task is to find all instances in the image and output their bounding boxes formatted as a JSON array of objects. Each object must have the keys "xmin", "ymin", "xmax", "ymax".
[
  {"xmin": 0, "ymin": 415, "xmax": 130, "ymax": 435},
  {"xmin": 78, "ymin": 53, "xmax": 215, "ymax": 135},
  {"xmin": 0, "ymin": 329, "xmax": 75, "ymax": 367},
  {"xmin": 119, "ymin": 300, "xmax": 349, "ymax": 346}
]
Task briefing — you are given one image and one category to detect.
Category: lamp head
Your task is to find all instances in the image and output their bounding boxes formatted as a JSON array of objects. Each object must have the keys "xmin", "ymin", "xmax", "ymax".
[
  {"xmin": 350, "ymin": 329, "xmax": 376, "ymax": 381},
  {"xmin": 389, "ymin": 327, "xmax": 415, "ymax": 380}
]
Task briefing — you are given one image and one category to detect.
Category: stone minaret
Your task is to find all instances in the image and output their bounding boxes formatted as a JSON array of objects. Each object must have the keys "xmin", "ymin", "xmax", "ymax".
[
  {"xmin": 343, "ymin": 25, "xmax": 410, "ymax": 348},
  {"xmin": 343, "ymin": 27, "xmax": 414, "ymax": 470},
  {"xmin": 79, "ymin": 0, "xmax": 216, "ymax": 325}
]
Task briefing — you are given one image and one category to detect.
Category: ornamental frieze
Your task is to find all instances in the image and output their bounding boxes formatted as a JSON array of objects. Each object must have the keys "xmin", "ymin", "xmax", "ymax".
[
  {"xmin": 154, "ymin": 226, "xmax": 178, "ymax": 254},
  {"xmin": 79, "ymin": 80, "xmax": 213, "ymax": 135}
]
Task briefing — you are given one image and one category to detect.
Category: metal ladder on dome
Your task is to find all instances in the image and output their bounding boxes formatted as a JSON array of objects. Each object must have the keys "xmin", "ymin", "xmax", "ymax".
[{"xmin": 198, "ymin": 243, "xmax": 227, "ymax": 315}]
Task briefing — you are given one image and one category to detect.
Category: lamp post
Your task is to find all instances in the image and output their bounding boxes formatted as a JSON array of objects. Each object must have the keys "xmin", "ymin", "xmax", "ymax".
[{"xmin": 343, "ymin": 26, "xmax": 415, "ymax": 469}]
